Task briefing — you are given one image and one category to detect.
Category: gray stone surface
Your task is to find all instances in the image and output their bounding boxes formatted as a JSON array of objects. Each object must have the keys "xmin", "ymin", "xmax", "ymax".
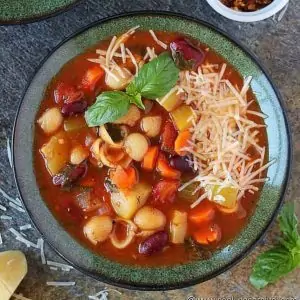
[{"xmin": 0, "ymin": 0, "xmax": 299, "ymax": 299}]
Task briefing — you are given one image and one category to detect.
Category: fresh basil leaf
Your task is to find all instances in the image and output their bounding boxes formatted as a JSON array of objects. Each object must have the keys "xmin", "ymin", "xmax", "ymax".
[
  {"xmin": 279, "ymin": 203, "xmax": 300, "ymax": 248},
  {"xmin": 85, "ymin": 91, "xmax": 131, "ymax": 127},
  {"xmin": 129, "ymin": 93, "xmax": 145, "ymax": 109},
  {"xmin": 249, "ymin": 203, "xmax": 300, "ymax": 289},
  {"xmin": 127, "ymin": 52, "xmax": 179, "ymax": 99},
  {"xmin": 250, "ymin": 246, "xmax": 298, "ymax": 289}
]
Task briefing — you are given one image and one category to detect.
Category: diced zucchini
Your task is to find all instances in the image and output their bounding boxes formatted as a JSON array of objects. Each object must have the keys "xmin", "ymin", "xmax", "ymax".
[
  {"xmin": 158, "ymin": 86, "xmax": 183, "ymax": 112},
  {"xmin": 171, "ymin": 105, "xmax": 195, "ymax": 131},
  {"xmin": 111, "ymin": 182, "xmax": 151, "ymax": 219},
  {"xmin": 64, "ymin": 116, "xmax": 87, "ymax": 132},
  {"xmin": 40, "ymin": 132, "xmax": 70, "ymax": 176},
  {"xmin": 206, "ymin": 185, "xmax": 238, "ymax": 209},
  {"xmin": 178, "ymin": 182, "xmax": 199, "ymax": 203}
]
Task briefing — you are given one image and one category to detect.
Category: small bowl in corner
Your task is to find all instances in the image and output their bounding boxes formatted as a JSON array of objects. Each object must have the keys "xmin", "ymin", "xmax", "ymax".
[{"xmin": 206, "ymin": 0, "xmax": 289, "ymax": 22}]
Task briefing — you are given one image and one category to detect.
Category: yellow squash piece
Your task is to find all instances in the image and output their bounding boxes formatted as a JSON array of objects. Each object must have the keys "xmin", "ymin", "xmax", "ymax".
[
  {"xmin": 171, "ymin": 105, "xmax": 195, "ymax": 131},
  {"xmin": 40, "ymin": 131, "xmax": 70, "ymax": 176},
  {"xmin": 0, "ymin": 251, "xmax": 27, "ymax": 300},
  {"xmin": 111, "ymin": 182, "xmax": 152, "ymax": 219},
  {"xmin": 207, "ymin": 185, "xmax": 238, "ymax": 209},
  {"xmin": 158, "ymin": 86, "xmax": 183, "ymax": 112}
]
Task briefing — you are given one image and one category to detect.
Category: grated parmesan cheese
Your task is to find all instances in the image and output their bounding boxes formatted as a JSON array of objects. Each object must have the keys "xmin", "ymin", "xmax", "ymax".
[
  {"xmin": 0, "ymin": 188, "xmax": 22, "ymax": 207},
  {"xmin": 46, "ymin": 281, "xmax": 75, "ymax": 287},
  {"xmin": 13, "ymin": 294, "xmax": 32, "ymax": 300},
  {"xmin": 9, "ymin": 202, "xmax": 25, "ymax": 213},
  {"xmin": 177, "ymin": 63, "xmax": 274, "ymax": 207},
  {"xmin": 7, "ymin": 138, "xmax": 13, "ymax": 169},
  {"xmin": 0, "ymin": 204, "xmax": 7, "ymax": 211},
  {"xmin": 149, "ymin": 30, "xmax": 168, "ymax": 49},
  {"xmin": 47, "ymin": 260, "xmax": 73, "ymax": 271},
  {"xmin": 9, "ymin": 228, "xmax": 39, "ymax": 248},
  {"xmin": 1, "ymin": 215, "xmax": 12, "ymax": 220}
]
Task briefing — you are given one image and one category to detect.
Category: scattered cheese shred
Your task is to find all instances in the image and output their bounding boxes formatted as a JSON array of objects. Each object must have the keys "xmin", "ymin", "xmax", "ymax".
[
  {"xmin": 0, "ymin": 188, "xmax": 22, "ymax": 206},
  {"xmin": 13, "ymin": 294, "xmax": 32, "ymax": 300},
  {"xmin": 0, "ymin": 215, "xmax": 12, "ymax": 220},
  {"xmin": 20, "ymin": 224, "xmax": 32, "ymax": 231},
  {"xmin": 47, "ymin": 260, "xmax": 73, "ymax": 271},
  {"xmin": 9, "ymin": 201, "xmax": 25, "ymax": 213},
  {"xmin": 0, "ymin": 233, "xmax": 2, "ymax": 245},
  {"xmin": 46, "ymin": 281, "xmax": 76, "ymax": 287},
  {"xmin": 9, "ymin": 228, "xmax": 39, "ymax": 248},
  {"xmin": 38, "ymin": 238, "xmax": 46, "ymax": 264},
  {"xmin": 7, "ymin": 138, "xmax": 13, "ymax": 168},
  {"xmin": 0, "ymin": 204, "xmax": 7, "ymax": 211},
  {"xmin": 149, "ymin": 30, "xmax": 168, "ymax": 49}
]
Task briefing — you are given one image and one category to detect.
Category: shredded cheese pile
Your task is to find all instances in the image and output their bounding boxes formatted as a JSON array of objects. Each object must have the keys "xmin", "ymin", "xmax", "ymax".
[{"xmin": 178, "ymin": 63, "xmax": 273, "ymax": 207}]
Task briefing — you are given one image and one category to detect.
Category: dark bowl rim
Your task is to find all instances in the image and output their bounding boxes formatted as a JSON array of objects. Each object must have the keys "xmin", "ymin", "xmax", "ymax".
[
  {"xmin": 12, "ymin": 10, "xmax": 292, "ymax": 291},
  {"xmin": 0, "ymin": 0, "xmax": 82, "ymax": 25}
]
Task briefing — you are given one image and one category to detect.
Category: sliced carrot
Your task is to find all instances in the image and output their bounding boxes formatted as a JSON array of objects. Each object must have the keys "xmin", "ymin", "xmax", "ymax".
[
  {"xmin": 142, "ymin": 146, "xmax": 159, "ymax": 171},
  {"xmin": 81, "ymin": 65, "xmax": 104, "ymax": 91},
  {"xmin": 174, "ymin": 130, "xmax": 191, "ymax": 156},
  {"xmin": 193, "ymin": 224, "xmax": 221, "ymax": 245},
  {"xmin": 157, "ymin": 152, "xmax": 181, "ymax": 179},
  {"xmin": 110, "ymin": 166, "xmax": 138, "ymax": 189},
  {"xmin": 188, "ymin": 201, "xmax": 215, "ymax": 225}
]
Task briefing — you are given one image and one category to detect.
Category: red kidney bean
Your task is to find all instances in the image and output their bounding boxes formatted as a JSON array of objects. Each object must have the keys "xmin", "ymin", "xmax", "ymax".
[
  {"xmin": 53, "ymin": 161, "xmax": 87, "ymax": 187},
  {"xmin": 170, "ymin": 38, "xmax": 205, "ymax": 70},
  {"xmin": 61, "ymin": 100, "xmax": 87, "ymax": 116},
  {"xmin": 170, "ymin": 156, "xmax": 194, "ymax": 173},
  {"xmin": 139, "ymin": 231, "xmax": 168, "ymax": 255}
]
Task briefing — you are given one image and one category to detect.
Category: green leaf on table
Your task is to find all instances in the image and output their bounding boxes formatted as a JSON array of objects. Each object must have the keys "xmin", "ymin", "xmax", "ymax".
[
  {"xmin": 85, "ymin": 91, "xmax": 131, "ymax": 127},
  {"xmin": 249, "ymin": 203, "xmax": 300, "ymax": 289},
  {"xmin": 126, "ymin": 52, "xmax": 179, "ymax": 99}
]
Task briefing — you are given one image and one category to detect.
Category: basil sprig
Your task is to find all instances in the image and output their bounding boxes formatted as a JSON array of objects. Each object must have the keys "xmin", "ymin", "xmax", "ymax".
[
  {"xmin": 249, "ymin": 203, "xmax": 300, "ymax": 289},
  {"xmin": 85, "ymin": 52, "xmax": 179, "ymax": 127}
]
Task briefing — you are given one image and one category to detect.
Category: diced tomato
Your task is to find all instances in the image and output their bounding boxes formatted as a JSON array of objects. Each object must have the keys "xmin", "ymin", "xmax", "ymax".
[
  {"xmin": 152, "ymin": 179, "xmax": 180, "ymax": 205},
  {"xmin": 193, "ymin": 224, "xmax": 221, "ymax": 245},
  {"xmin": 160, "ymin": 120, "xmax": 178, "ymax": 153},
  {"xmin": 142, "ymin": 146, "xmax": 159, "ymax": 171},
  {"xmin": 81, "ymin": 65, "xmax": 104, "ymax": 91},
  {"xmin": 54, "ymin": 82, "xmax": 83, "ymax": 104},
  {"xmin": 188, "ymin": 200, "xmax": 215, "ymax": 225},
  {"xmin": 157, "ymin": 152, "xmax": 181, "ymax": 179}
]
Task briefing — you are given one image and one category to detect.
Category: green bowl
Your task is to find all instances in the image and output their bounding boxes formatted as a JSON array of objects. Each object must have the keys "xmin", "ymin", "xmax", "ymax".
[
  {"xmin": 13, "ymin": 12, "xmax": 291, "ymax": 290},
  {"xmin": 0, "ymin": 0, "xmax": 81, "ymax": 25}
]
